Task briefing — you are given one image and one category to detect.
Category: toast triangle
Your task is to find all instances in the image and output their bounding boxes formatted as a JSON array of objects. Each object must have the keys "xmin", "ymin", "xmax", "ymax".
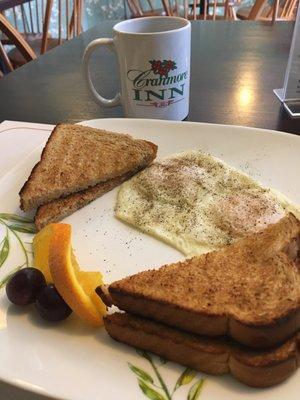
[
  {"xmin": 106, "ymin": 213, "xmax": 300, "ymax": 348},
  {"xmin": 19, "ymin": 124, "xmax": 157, "ymax": 211}
]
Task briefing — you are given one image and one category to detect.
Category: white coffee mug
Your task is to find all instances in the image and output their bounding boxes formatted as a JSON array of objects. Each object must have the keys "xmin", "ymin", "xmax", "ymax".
[{"xmin": 83, "ymin": 17, "xmax": 191, "ymax": 121}]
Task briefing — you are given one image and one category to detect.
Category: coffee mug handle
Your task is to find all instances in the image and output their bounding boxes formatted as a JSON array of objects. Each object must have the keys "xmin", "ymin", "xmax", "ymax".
[{"xmin": 83, "ymin": 38, "xmax": 121, "ymax": 107}]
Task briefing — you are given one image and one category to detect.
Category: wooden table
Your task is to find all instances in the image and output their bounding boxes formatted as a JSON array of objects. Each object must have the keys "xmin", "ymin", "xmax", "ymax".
[{"xmin": 0, "ymin": 20, "xmax": 299, "ymax": 134}]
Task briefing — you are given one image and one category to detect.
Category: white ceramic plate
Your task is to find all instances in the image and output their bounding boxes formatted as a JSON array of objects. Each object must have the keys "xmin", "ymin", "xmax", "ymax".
[{"xmin": 0, "ymin": 119, "xmax": 299, "ymax": 400}]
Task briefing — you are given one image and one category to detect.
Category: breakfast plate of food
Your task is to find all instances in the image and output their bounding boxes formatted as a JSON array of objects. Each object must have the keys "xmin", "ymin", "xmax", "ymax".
[{"xmin": 0, "ymin": 118, "xmax": 299, "ymax": 400}]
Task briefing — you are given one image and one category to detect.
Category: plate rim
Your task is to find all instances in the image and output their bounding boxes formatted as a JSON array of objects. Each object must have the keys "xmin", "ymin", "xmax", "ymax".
[{"xmin": 79, "ymin": 117, "xmax": 300, "ymax": 140}]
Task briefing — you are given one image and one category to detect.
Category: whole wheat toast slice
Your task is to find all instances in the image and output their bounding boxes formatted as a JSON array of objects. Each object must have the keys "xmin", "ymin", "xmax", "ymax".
[
  {"xmin": 35, "ymin": 168, "xmax": 142, "ymax": 231},
  {"xmin": 104, "ymin": 312, "xmax": 300, "ymax": 388},
  {"xmin": 19, "ymin": 124, "xmax": 157, "ymax": 211},
  {"xmin": 101, "ymin": 213, "xmax": 300, "ymax": 349}
]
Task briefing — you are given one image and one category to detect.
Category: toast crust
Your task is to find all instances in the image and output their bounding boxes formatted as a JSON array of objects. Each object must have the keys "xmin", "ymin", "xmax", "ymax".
[
  {"xmin": 107, "ymin": 214, "xmax": 300, "ymax": 348},
  {"xmin": 20, "ymin": 124, "xmax": 157, "ymax": 211},
  {"xmin": 104, "ymin": 312, "xmax": 299, "ymax": 388}
]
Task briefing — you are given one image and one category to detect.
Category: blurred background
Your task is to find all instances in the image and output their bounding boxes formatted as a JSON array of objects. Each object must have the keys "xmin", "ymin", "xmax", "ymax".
[{"xmin": 1, "ymin": 0, "xmax": 298, "ymax": 77}]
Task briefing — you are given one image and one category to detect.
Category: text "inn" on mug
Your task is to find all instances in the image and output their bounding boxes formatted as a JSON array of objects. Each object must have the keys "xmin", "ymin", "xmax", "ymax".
[{"xmin": 83, "ymin": 17, "xmax": 191, "ymax": 121}]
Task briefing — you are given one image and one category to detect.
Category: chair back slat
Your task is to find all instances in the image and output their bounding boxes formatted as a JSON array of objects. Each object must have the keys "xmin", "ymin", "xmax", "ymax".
[
  {"xmin": 77, "ymin": 0, "xmax": 82, "ymax": 34},
  {"xmin": 272, "ymin": 0, "xmax": 280, "ymax": 21},
  {"xmin": 204, "ymin": 0, "xmax": 208, "ymax": 19},
  {"xmin": 21, "ymin": 4, "xmax": 29, "ymax": 33},
  {"xmin": 213, "ymin": 0, "xmax": 218, "ymax": 19},
  {"xmin": 174, "ymin": 0, "xmax": 179, "ymax": 15},
  {"xmin": 184, "ymin": 0, "xmax": 188, "ymax": 18},
  {"xmin": 41, "ymin": 0, "xmax": 53, "ymax": 53},
  {"xmin": 0, "ymin": 40, "xmax": 13, "ymax": 71},
  {"xmin": 13, "ymin": 7, "xmax": 18, "ymax": 30},
  {"xmin": 146, "ymin": 0, "xmax": 154, "ymax": 11},
  {"xmin": 193, "ymin": 0, "xmax": 197, "ymax": 19},
  {"xmin": 66, "ymin": 0, "xmax": 70, "ymax": 39},
  {"xmin": 42, "ymin": 0, "xmax": 45, "ymax": 23},
  {"xmin": 74, "ymin": 0, "xmax": 78, "ymax": 36},
  {"xmin": 169, "ymin": 0, "xmax": 175, "ymax": 15},
  {"xmin": 224, "ymin": 0, "xmax": 229, "ymax": 18},
  {"xmin": 126, "ymin": 0, "xmax": 137, "ymax": 16},
  {"xmin": 248, "ymin": 0, "xmax": 267, "ymax": 19},
  {"xmin": 265, "ymin": 3, "xmax": 273, "ymax": 17},
  {"xmin": 35, "ymin": 0, "xmax": 40, "ymax": 33},
  {"xmin": 28, "ymin": 1, "xmax": 35, "ymax": 34},
  {"xmin": 126, "ymin": 0, "xmax": 142, "ymax": 17},
  {"xmin": 77, "ymin": 0, "xmax": 81, "ymax": 35},
  {"xmin": 162, "ymin": 0, "xmax": 172, "ymax": 15},
  {"xmin": 69, "ymin": 5, "xmax": 75, "ymax": 37},
  {"xmin": 58, "ymin": 0, "xmax": 62, "ymax": 44},
  {"xmin": 134, "ymin": 0, "xmax": 144, "ymax": 16},
  {"xmin": 281, "ymin": 0, "xmax": 288, "ymax": 16}
]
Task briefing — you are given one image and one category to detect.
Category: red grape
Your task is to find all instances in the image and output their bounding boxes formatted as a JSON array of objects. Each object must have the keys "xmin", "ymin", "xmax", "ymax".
[
  {"xmin": 35, "ymin": 284, "xmax": 72, "ymax": 322},
  {"xmin": 6, "ymin": 268, "xmax": 46, "ymax": 306}
]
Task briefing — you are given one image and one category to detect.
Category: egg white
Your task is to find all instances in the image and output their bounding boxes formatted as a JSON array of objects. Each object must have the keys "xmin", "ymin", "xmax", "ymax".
[{"xmin": 115, "ymin": 150, "xmax": 300, "ymax": 257}]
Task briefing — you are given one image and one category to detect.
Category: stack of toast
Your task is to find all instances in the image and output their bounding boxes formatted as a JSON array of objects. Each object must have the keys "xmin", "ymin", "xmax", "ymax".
[
  {"xmin": 19, "ymin": 124, "xmax": 157, "ymax": 230},
  {"xmin": 97, "ymin": 213, "xmax": 300, "ymax": 388}
]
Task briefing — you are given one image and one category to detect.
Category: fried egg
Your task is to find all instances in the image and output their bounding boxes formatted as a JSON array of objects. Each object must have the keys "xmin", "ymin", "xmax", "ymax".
[{"xmin": 115, "ymin": 150, "xmax": 300, "ymax": 257}]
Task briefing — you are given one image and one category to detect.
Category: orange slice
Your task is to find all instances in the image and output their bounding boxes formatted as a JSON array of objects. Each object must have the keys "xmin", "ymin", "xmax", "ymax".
[
  {"xmin": 33, "ymin": 224, "xmax": 81, "ymax": 283},
  {"xmin": 33, "ymin": 224, "xmax": 55, "ymax": 283},
  {"xmin": 77, "ymin": 271, "xmax": 107, "ymax": 320},
  {"xmin": 48, "ymin": 224, "xmax": 106, "ymax": 326},
  {"xmin": 33, "ymin": 223, "xmax": 106, "ymax": 326}
]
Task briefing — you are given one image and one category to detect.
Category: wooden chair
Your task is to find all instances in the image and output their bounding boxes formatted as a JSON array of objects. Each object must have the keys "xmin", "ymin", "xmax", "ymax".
[
  {"xmin": 236, "ymin": 0, "xmax": 298, "ymax": 22},
  {"xmin": 0, "ymin": 12, "xmax": 36, "ymax": 74},
  {"xmin": 126, "ymin": 0, "xmax": 170, "ymax": 17},
  {"xmin": 1, "ymin": 0, "xmax": 82, "ymax": 68}
]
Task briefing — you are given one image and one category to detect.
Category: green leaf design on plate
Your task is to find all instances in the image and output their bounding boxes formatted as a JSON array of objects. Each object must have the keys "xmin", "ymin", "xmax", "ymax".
[
  {"xmin": 8, "ymin": 224, "xmax": 36, "ymax": 234},
  {"xmin": 187, "ymin": 379, "xmax": 204, "ymax": 400},
  {"xmin": 138, "ymin": 379, "xmax": 167, "ymax": 400},
  {"xmin": 0, "ymin": 213, "xmax": 33, "ymax": 223},
  {"xmin": 131, "ymin": 352, "xmax": 205, "ymax": 400},
  {"xmin": 0, "ymin": 234, "xmax": 9, "ymax": 267},
  {"xmin": 174, "ymin": 368, "xmax": 196, "ymax": 392},
  {"xmin": 0, "ymin": 212, "xmax": 35, "ymax": 288},
  {"xmin": 128, "ymin": 363, "xmax": 154, "ymax": 383}
]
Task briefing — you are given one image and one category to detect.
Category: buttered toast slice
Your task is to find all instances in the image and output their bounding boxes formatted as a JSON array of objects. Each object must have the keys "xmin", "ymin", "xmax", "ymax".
[
  {"xmin": 104, "ymin": 312, "xmax": 300, "ymax": 388},
  {"xmin": 100, "ymin": 213, "xmax": 300, "ymax": 349},
  {"xmin": 20, "ymin": 124, "xmax": 157, "ymax": 211}
]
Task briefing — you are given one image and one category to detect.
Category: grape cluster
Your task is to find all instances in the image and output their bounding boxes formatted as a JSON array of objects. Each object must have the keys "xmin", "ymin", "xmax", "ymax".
[{"xmin": 6, "ymin": 268, "xmax": 72, "ymax": 322}]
